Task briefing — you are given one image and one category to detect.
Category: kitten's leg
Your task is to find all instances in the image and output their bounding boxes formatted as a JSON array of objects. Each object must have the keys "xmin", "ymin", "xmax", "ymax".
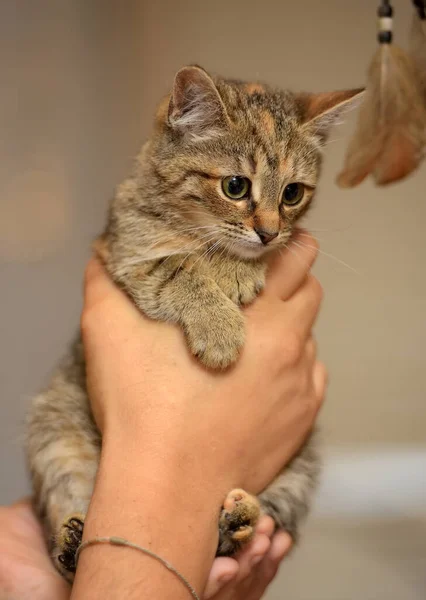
[
  {"xmin": 114, "ymin": 258, "xmax": 246, "ymax": 369},
  {"xmin": 29, "ymin": 413, "xmax": 99, "ymax": 580},
  {"xmin": 57, "ymin": 514, "xmax": 85, "ymax": 576},
  {"xmin": 27, "ymin": 347, "xmax": 100, "ymax": 581},
  {"xmin": 258, "ymin": 431, "xmax": 320, "ymax": 542},
  {"xmin": 29, "ymin": 424, "xmax": 97, "ymax": 580},
  {"xmin": 207, "ymin": 257, "xmax": 266, "ymax": 307},
  {"xmin": 217, "ymin": 489, "xmax": 261, "ymax": 556}
]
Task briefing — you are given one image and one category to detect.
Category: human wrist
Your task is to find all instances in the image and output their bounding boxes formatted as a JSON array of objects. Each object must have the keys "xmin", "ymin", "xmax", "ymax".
[{"xmin": 73, "ymin": 429, "xmax": 224, "ymax": 599}]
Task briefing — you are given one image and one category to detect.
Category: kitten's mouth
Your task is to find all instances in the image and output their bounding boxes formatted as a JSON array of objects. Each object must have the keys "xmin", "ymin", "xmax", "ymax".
[{"xmin": 223, "ymin": 237, "xmax": 278, "ymax": 259}]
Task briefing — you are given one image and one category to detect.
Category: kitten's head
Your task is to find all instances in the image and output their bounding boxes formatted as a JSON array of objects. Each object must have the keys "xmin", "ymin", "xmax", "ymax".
[{"xmin": 146, "ymin": 66, "xmax": 363, "ymax": 259}]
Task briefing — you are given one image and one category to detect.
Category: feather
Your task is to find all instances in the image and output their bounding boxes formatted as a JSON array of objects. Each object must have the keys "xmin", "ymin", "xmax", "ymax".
[{"xmin": 337, "ymin": 44, "xmax": 426, "ymax": 187}]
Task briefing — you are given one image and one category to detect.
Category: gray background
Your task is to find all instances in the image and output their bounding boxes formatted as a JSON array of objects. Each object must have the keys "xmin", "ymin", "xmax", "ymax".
[{"xmin": 1, "ymin": 1, "xmax": 426, "ymax": 598}]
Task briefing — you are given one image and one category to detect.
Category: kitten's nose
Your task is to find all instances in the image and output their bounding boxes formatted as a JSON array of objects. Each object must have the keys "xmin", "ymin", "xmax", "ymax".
[{"xmin": 255, "ymin": 228, "xmax": 279, "ymax": 245}]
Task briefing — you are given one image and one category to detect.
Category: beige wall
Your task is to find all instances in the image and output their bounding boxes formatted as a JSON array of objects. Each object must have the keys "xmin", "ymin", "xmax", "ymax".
[{"xmin": 1, "ymin": 1, "xmax": 425, "ymax": 598}]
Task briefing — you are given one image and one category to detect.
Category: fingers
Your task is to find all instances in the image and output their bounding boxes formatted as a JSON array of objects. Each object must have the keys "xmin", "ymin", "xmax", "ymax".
[
  {"xmin": 303, "ymin": 340, "xmax": 326, "ymax": 418},
  {"xmin": 240, "ymin": 531, "xmax": 292, "ymax": 600},
  {"xmin": 0, "ymin": 502, "xmax": 56, "ymax": 570},
  {"xmin": 204, "ymin": 517, "xmax": 274, "ymax": 599},
  {"xmin": 234, "ymin": 534, "xmax": 271, "ymax": 583},
  {"xmin": 305, "ymin": 337, "xmax": 317, "ymax": 367},
  {"xmin": 254, "ymin": 515, "xmax": 275, "ymax": 537},
  {"xmin": 250, "ymin": 531, "xmax": 292, "ymax": 595},
  {"xmin": 204, "ymin": 557, "xmax": 239, "ymax": 599},
  {"xmin": 313, "ymin": 361, "xmax": 328, "ymax": 409},
  {"xmin": 270, "ymin": 275, "xmax": 322, "ymax": 342},
  {"xmin": 205, "ymin": 529, "xmax": 293, "ymax": 600},
  {"xmin": 81, "ymin": 257, "xmax": 144, "ymax": 341},
  {"xmin": 83, "ymin": 258, "xmax": 117, "ymax": 310},
  {"xmin": 9, "ymin": 499, "xmax": 43, "ymax": 534},
  {"xmin": 10, "ymin": 497, "xmax": 33, "ymax": 512},
  {"xmin": 266, "ymin": 530, "xmax": 292, "ymax": 564},
  {"xmin": 265, "ymin": 232, "xmax": 319, "ymax": 300}
]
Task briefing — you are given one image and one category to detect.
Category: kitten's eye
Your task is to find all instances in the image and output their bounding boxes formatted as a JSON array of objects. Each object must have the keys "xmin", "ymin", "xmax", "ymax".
[
  {"xmin": 282, "ymin": 183, "xmax": 305, "ymax": 206},
  {"xmin": 222, "ymin": 176, "xmax": 251, "ymax": 200}
]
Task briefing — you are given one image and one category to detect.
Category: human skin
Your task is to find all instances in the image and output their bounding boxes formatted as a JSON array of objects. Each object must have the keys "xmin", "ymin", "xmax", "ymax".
[
  {"xmin": 0, "ymin": 232, "xmax": 326, "ymax": 600},
  {"xmin": 0, "ymin": 501, "xmax": 291, "ymax": 600}
]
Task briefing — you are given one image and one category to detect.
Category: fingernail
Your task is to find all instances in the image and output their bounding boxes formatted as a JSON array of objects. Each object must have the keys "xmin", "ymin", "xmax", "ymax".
[{"xmin": 251, "ymin": 554, "xmax": 264, "ymax": 567}]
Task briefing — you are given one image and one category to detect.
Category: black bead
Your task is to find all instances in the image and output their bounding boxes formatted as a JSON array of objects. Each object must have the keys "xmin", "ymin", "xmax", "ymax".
[
  {"xmin": 378, "ymin": 3, "xmax": 393, "ymax": 18},
  {"xmin": 378, "ymin": 30, "xmax": 392, "ymax": 44}
]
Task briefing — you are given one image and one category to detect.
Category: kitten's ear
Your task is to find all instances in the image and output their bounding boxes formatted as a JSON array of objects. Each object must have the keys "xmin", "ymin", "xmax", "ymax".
[
  {"xmin": 168, "ymin": 65, "xmax": 229, "ymax": 139},
  {"xmin": 297, "ymin": 88, "xmax": 365, "ymax": 142}
]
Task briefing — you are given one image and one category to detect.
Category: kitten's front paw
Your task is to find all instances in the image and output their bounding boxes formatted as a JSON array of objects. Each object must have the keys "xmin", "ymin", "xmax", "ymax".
[
  {"xmin": 55, "ymin": 514, "xmax": 85, "ymax": 577},
  {"xmin": 217, "ymin": 489, "xmax": 261, "ymax": 556},
  {"xmin": 219, "ymin": 263, "xmax": 265, "ymax": 307},
  {"xmin": 185, "ymin": 306, "xmax": 245, "ymax": 369}
]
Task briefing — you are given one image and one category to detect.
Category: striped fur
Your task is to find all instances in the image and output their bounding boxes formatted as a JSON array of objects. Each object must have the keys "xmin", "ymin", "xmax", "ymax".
[{"xmin": 26, "ymin": 66, "xmax": 362, "ymax": 580}]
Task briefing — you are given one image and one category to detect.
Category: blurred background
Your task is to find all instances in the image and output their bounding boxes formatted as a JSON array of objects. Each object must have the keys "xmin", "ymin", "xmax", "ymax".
[{"xmin": 1, "ymin": 0, "xmax": 425, "ymax": 598}]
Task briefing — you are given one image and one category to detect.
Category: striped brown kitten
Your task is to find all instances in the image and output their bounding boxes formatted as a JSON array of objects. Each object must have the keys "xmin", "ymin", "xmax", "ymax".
[{"xmin": 26, "ymin": 66, "xmax": 362, "ymax": 580}]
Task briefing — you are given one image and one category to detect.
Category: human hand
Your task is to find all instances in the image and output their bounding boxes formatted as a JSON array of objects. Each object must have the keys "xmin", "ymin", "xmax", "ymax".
[
  {"xmin": 81, "ymin": 230, "xmax": 326, "ymax": 497},
  {"xmin": 0, "ymin": 502, "xmax": 289, "ymax": 600},
  {"xmin": 204, "ymin": 515, "xmax": 292, "ymax": 600},
  {"xmin": 0, "ymin": 500, "xmax": 70, "ymax": 600}
]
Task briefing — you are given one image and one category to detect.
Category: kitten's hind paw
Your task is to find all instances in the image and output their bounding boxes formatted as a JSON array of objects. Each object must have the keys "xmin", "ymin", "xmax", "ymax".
[
  {"xmin": 217, "ymin": 489, "xmax": 261, "ymax": 556},
  {"xmin": 56, "ymin": 514, "xmax": 85, "ymax": 575}
]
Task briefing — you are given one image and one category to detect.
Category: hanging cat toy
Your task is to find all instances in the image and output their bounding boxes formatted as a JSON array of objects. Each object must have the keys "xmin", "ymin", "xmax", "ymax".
[{"xmin": 338, "ymin": 0, "xmax": 426, "ymax": 187}]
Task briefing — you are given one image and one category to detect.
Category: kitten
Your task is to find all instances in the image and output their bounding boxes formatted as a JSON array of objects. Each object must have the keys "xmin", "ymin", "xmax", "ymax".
[{"xmin": 26, "ymin": 65, "xmax": 362, "ymax": 580}]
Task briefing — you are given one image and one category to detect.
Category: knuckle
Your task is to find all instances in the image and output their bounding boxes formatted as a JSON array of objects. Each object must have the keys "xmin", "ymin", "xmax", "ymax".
[
  {"xmin": 305, "ymin": 233, "xmax": 319, "ymax": 260},
  {"xmin": 300, "ymin": 380, "xmax": 322, "ymax": 418},
  {"xmin": 298, "ymin": 234, "xmax": 319, "ymax": 267},
  {"xmin": 80, "ymin": 306, "xmax": 96, "ymax": 339},
  {"xmin": 308, "ymin": 275, "xmax": 323, "ymax": 305},
  {"xmin": 263, "ymin": 562, "xmax": 279, "ymax": 583},
  {"xmin": 281, "ymin": 331, "xmax": 304, "ymax": 365},
  {"xmin": 83, "ymin": 258, "xmax": 100, "ymax": 294},
  {"xmin": 307, "ymin": 337, "xmax": 317, "ymax": 359},
  {"xmin": 300, "ymin": 393, "xmax": 316, "ymax": 421},
  {"xmin": 80, "ymin": 294, "xmax": 112, "ymax": 339},
  {"xmin": 316, "ymin": 363, "xmax": 329, "ymax": 406}
]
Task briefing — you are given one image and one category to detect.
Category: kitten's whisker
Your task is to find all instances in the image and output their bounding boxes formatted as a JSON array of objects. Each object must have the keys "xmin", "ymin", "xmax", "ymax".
[
  {"xmin": 124, "ymin": 229, "xmax": 220, "ymax": 267},
  {"xmin": 302, "ymin": 226, "xmax": 353, "ymax": 234},
  {"xmin": 219, "ymin": 240, "xmax": 232, "ymax": 261},
  {"xmin": 293, "ymin": 240, "xmax": 360, "ymax": 275},
  {"xmin": 224, "ymin": 239, "xmax": 239, "ymax": 261},
  {"xmin": 297, "ymin": 232, "xmax": 325, "ymax": 244},
  {"xmin": 166, "ymin": 230, "xmax": 219, "ymax": 258},
  {"xmin": 191, "ymin": 237, "xmax": 226, "ymax": 271},
  {"xmin": 175, "ymin": 234, "xmax": 219, "ymax": 271},
  {"xmin": 204, "ymin": 238, "xmax": 225, "ymax": 262},
  {"xmin": 179, "ymin": 234, "xmax": 221, "ymax": 270},
  {"xmin": 322, "ymin": 136, "xmax": 344, "ymax": 147},
  {"xmin": 145, "ymin": 225, "xmax": 218, "ymax": 251},
  {"xmin": 136, "ymin": 234, "xmax": 195, "ymax": 258},
  {"xmin": 284, "ymin": 243, "xmax": 313, "ymax": 271},
  {"xmin": 169, "ymin": 233, "xmax": 220, "ymax": 267},
  {"xmin": 214, "ymin": 238, "xmax": 233, "ymax": 264},
  {"xmin": 143, "ymin": 228, "xmax": 220, "ymax": 262},
  {"xmin": 124, "ymin": 237, "xmax": 210, "ymax": 267}
]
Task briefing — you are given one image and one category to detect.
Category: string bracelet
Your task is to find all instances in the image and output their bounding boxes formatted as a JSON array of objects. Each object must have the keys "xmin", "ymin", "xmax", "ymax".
[{"xmin": 75, "ymin": 536, "xmax": 200, "ymax": 600}]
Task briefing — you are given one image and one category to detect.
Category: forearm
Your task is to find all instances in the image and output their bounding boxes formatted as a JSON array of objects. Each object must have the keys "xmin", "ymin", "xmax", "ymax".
[{"xmin": 71, "ymin": 423, "xmax": 225, "ymax": 600}]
